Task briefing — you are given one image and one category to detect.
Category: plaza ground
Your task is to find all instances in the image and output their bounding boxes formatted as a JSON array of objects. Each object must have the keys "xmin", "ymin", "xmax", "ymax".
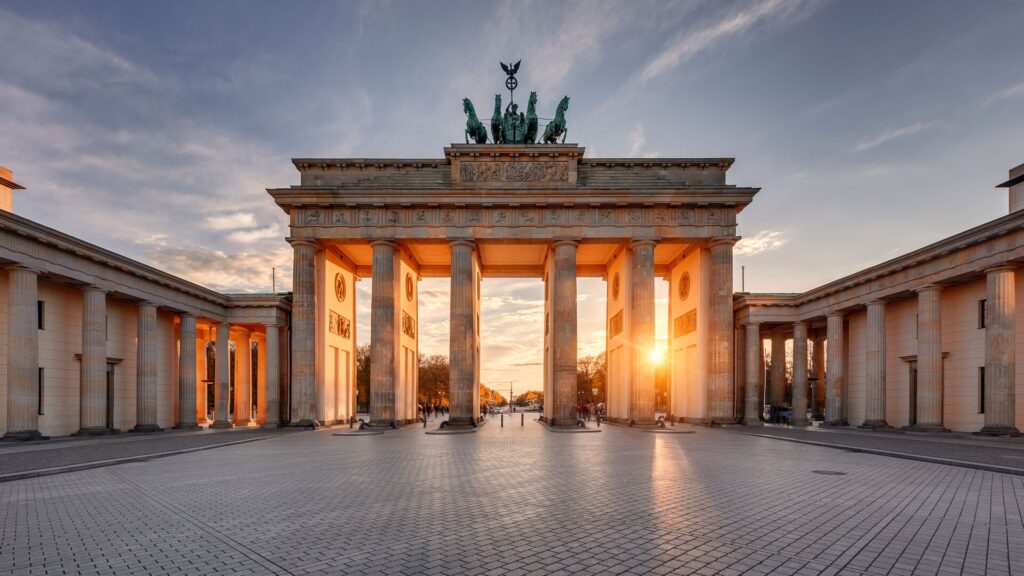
[{"xmin": 2, "ymin": 422, "xmax": 1024, "ymax": 576}]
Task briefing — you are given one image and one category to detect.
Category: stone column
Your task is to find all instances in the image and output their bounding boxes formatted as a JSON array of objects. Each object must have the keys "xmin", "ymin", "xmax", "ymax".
[
  {"xmin": 824, "ymin": 312, "xmax": 846, "ymax": 425},
  {"xmin": 210, "ymin": 322, "xmax": 233, "ymax": 428},
  {"xmin": 370, "ymin": 240, "xmax": 397, "ymax": 425},
  {"xmin": 862, "ymin": 300, "xmax": 889, "ymax": 429},
  {"xmin": 262, "ymin": 322, "xmax": 280, "ymax": 428},
  {"xmin": 552, "ymin": 240, "xmax": 579, "ymax": 426},
  {"xmin": 78, "ymin": 286, "xmax": 108, "ymax": 434},
  {"xmin": 769, "ymin": 330, "xmax": 786, "ymax": 406},
  {"xmin": 791, "ymin": 322, "xmax": 810, "ymax": 426},
  {"xmin": 133, "ymin": 301, "xmax": 161, "ymax": 432},
  {"xmin": 289, "ymin": 239, "xmax": 317, "ymax": 427},
  {"xmin": 233, "ymin": 327, "xmax": 252, "ymax": 426},
  {"xmin": 630, "ymin": 239, "xmax": 656, "ymax": 424},
  {"xmin": 448, "ymin": 239, "xmax": 477, "ymax": 426},
  {"xmin": 3, "ymin": 266, "xmax": 43, "ymax": 440},
  {"xmin": 708, "ymin": 238, "xmax": 736, "ymax": 422},
  {"xmin": 744, "ymin": 322, "xmax": 762, "ymax": 425},
  {"xmin": 914, "ymin": 285, "xmax": 945, "ymax": 430},
  {"xmin": 812, "ymin": 336, "xmax": 826, "ymax": 420},
  {"xmin": 982, "ymin": 266, "xmax": 1019, "ymax": 436},
  {"xmin": 175, "ymin": 313, "xmax": 199, "ymax": 429}
]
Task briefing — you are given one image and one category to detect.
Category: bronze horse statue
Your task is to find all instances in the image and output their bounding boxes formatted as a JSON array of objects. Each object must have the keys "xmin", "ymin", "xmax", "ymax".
[
  {"xmin": 463, "ymin": 98, "xmax": 488, "ymax": 144},
  {"xmin": 490, "ymin": 94, "xmax": 503, "ymax": 144},
  {"xmin": 542, "ymin": 96, "xmax": 569, "ymax": 144},
  {"xmin": 525, "ymin": 92, "xmax": 539, "ymax": 144}
]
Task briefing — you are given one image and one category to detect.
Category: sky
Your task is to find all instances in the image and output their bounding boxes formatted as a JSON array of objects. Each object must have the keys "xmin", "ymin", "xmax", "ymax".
[{"xmin": 1, "ymin": 0, "xmax": 1022, "ymax": 396}]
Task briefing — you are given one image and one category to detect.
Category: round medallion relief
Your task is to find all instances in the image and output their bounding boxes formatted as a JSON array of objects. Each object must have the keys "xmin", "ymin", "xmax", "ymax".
[
  {"xmin": 405, "ymin": 273, "xmax": 414, "ymax": 302},
  {"xmin": 334, "ymin": 273, "xmax": 346, "ymax": 302},
  {"xmin": 612, "ymin": 272, "xmax": 620, "ymax": 301},
  {"xmin": 679, "ymin": 271, "xmax": 691, "ymax": 301}
]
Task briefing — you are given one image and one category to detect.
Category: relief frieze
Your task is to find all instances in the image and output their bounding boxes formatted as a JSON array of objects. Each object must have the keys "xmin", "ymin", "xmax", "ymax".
[
  {"xmin": 329, "ymin": 310, "xmax": 351, "ymax": 339},
  {"xmin": 458, "ymin": 161, "xmax": 569, "ymax": 183}
]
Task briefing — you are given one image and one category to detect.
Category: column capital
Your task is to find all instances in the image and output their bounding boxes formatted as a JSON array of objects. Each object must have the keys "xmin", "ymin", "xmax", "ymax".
[
  {"xmin": 916, "ymin": 284, "xmax": 943, "ymax": 294},
  {"xmin": 369, "ymin": 239, "xmax": 398, "ymax": 248},
  {"xmin": 866, "ymin": 299, "xmax": 887, "ymax": 308},
  {"xmin": 286, "ymin": 237, "xmax": 318, "ymax": 249},
  {"xmin": 179, "ymin": 311, "xmax": 196, "ymax": 319},
  {"xmin": 81, "ymin": 284, "xmax": 108, "ymax": 295},
  {"xmin": 137, "ymin": 300, "xmax": 157, "ymax": 312},
  {"xmin": 6, "ymin": 264, "xmax": 38, "ymax": 276},
  {"xmin": 793, "ymin": 320, "xmax": 808, "ymax": 328},
  {"xmin": 551, "ymin": 238, "xmax": 580, "ymax": 248},
  {"xmin": 629, "ymin": 238, "xmax": 658, "ymax": 249},
  {"xmin": 826, "ymin": 310, "xmax": 844, "ymax": 319},
  {"xmin": 744, "ymin": 321, "xmax": 762, "ymax": 328},
  {"xmin": 447, "ymin": 238, "xmax": 476, "ymax": 249},
  {"xmin": 263, "ymin": 320, "xmax": 279, "ymax": 328},
  {"xmin": 985, "ymin": 264, "xmax": 1017, "ymax": 274},
  {"xmin": 708, "ymin": 236, "xmax": 740, "ymax": 248}
]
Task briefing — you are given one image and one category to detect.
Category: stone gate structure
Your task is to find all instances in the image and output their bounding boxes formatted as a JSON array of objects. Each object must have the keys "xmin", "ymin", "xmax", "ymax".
[{"xmin": 270, "ymin": 144, "xmax": 759, "ymax": 427}]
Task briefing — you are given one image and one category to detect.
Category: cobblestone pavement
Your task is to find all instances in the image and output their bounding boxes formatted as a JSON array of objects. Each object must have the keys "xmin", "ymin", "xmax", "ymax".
[
  {"xmin": 3, "ymin": 420, "xmax": 1024, "ymax": 576},
  {"xmin": 0, "ymin": 428, "xmax": 293, "ymax": 477},
  {"xmin": 737, "ymin": 424, "xmax": 1024, "ymax": 474}
]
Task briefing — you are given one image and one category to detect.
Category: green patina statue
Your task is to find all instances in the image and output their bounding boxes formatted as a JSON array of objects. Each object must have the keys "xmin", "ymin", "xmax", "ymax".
[
  {"xmin": 542, "ymin": 96, "xmax": 569, "ymax": 144},
  {"xmin": 463, "ymin": 98, "xmax": 488, "ymax": 144},
  {"xmin": 464, "ymin": 61, "xmax": 566, "ymax": 144}
]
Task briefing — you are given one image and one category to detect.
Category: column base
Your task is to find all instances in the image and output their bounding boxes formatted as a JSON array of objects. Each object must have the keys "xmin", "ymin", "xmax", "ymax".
[
  {"xmin": 232, "ymin": 419, "xmax": 256, "ymax": 428},
  {"xmin": 978, "ymin": 425, "xmax": 1021, "ymax": 437},
  {"xmin": 820, "ymin": 420, "xmax": 848, "ymax": 427},
  {"xmin": 859, "ymin": 420, "xmax": 890, "ymax": 430},
  {"xmin": 173, "ymin": 424, "xmax": 202, "ymax": 431},
  {"xmin": 444, "ymin": 416, "xmax": 478, "ymax": 428},
  {"xmin": 131, "ymin": 424, "xmax": 163, "ymax": 433},
  {"xmin": 903, "ymin": 424, "xmax": 948, "ymax": 433},
  {"xmin": 743, "ymin": 419, "xmax": 764, "ymax": 427},
  {"xmin": 73, "ymin": 427, "xmax": 120, "ymax": 436},
  {"xmin": 209, "ymin": 420, "xmax": 235, "ymax": 429},
  {"xmin": 260, "ymin": 422, "xmax": 280, "ymax": 430},
  {"xmin": 288, "ymin": 419, "xmax": 320, "ymax": 429},
  {"xmin": 789, "ymin": 419, "xmax": 812, "ymax": 427},
  {"xmin": 1, "ymin": 429, "xmax": 49, "ymax": 441}
]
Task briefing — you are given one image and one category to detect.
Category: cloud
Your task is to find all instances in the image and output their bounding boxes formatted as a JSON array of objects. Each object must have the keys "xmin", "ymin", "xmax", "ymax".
[
  {"xmin": 206, "ymin": 213, "xmax": 257, "ymax": 231},
  {"xmin": 854, "ymin": 122, "xmax": 932, "ymax": 152},
  {"xmin": 639, "ymin": 0, "xmax": 813, "ymax": 83},
  {"xmin": 981, "ymin": 81, "xmax": 1024, "ymax": 108},
  {"xmin": 142, "ymin": 245, "xmax": 292, "ymax": 293},
  {"xmin": 735, "ymin": 230, "xmax": 788, "ymax": 256}
]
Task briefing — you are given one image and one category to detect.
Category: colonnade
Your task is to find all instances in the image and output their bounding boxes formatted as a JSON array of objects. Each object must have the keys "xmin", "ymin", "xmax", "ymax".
[
  {"xmin": 742, "ymin": 267, "xmax": 1018, "ymax": 434},
  {"xmin": 1, "ymin": 264, "xmax": 281, "ymax": 440}
]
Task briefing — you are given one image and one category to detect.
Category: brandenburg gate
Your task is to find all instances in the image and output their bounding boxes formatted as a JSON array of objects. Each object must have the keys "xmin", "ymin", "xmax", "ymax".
[{"xmin": 269, "ymin": 143, "xmax": 759, "ymax": 429}]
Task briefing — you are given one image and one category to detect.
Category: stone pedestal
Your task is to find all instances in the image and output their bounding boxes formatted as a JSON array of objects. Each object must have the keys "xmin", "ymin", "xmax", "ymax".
[
  {"xmin": 629, "ymin": 239, "xmax": 656, "ymax": 424},
  {"xmin": 448, "ymin": 240, "xmax": 477, "ymax": 427},
  {"xmin": 823, "ymin": 312, "xmax": 846, "ymax": 426},
  {"xmin": 262, "ymin": 322, "xmax": 280, "ymax": 429},
  {"xmin": 210, "ymin": 322, "xmax": 234, "ymax": 429},
  {"xmin": 790, "ymin": 322, "xmax": 810, "ymax": 426},
  {"xmin": 3, "ymin": 267, "xmax": 45, "ymax": 441},
  {"xmin": 132, "ymin": 302, "xmax": 162, "ymax": 433},
  {"xmin": 707, "ymin": 238, "xmax": 736, "ymax": 422},
  {"xmin": 911, "ymin": 285, "xmax": 946, "ymax": 431},
  {"xmin": 77, "ymin": 286, "xmax": 109, "ymax": 435},
  {"xmin": 369, "ymin": 240, "xmax": 397, "ymax": 426},
  {"xmin": 981, "ymin": 266, "xmax": 1019, "ymax": 436},
  {"xmin": 551, "ymin": 240, "xmax": 579, "ymax": 426},
  {"xmin": 861, "ymin": 300, "xmax": 889, "ymax": 429},
  {"xmin": 744, "ymin": 323, "xmax": 762, "ymax": 426},
  {"xmin": 289, "ymin": 239, "xmax": 317, "ymax": 427},
  {"xmin": 175, "ymin": 313, "xmax": 199, "ymax": 430}
]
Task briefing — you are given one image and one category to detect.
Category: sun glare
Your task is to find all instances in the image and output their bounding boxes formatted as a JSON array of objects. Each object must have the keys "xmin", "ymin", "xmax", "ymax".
[{"xmin": 649, "ymin": 345, "xmax": 667, "ymax": 366}]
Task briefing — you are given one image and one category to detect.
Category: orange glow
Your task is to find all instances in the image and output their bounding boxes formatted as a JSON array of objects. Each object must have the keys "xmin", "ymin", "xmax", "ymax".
[{"xmin": 649, "ymin": 344, "xmax": 667, "ymax": 366}]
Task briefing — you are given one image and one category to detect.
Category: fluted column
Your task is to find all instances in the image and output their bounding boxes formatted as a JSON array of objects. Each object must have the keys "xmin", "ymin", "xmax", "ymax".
[
  {"xmin": 210, "ymin": 322, "xmax": 233, "ymax": 428},
  {"xmin": 982, "ymin": 267, "xmax": 1019, "ymax": 436},
  {"xmin": 744, "ymin": 322, "xmax": 762, "ymax": 425},
  {"xmin": 370, "ymin": 240, "xmax": 397, "ymax": 425},
  {"xmin": 262, "ymin": 322, "xmax": 280, "ymax": 428},
  {"xmin": 78, "ymin": 286, "xmax": 108, "ymax": 434},
  {"xmin": 914, "ymin": 285, "xmax": 945, "ymax": 430},
  {"xmin": 448, "ymin": 240, "xmax": 477, "ymax": 426},
  {"xmin": 133, "ymin": 301, "xmax": 161, "ymax": 432},
  {"xmin": 552, "ymin": 240, "xmax": 579, "ymax": 426},
  {"xmin": 769, "ymin": 330, "xmax": 786, "ymax": 406},
  {"xmin": 3, "ymin": 266, "xmax": 43, "ymax": 440},
  {"xmin": 289, "ymin": 239, "xmax": 317, "ymax": 427},
  {"xmin": 233, "ymin": 327, "xmax": 253, "ymax": 426},
  {"xmin": 824, "ymin": 311, "xmax": 846, "ymax": 425},
  {"xmin": 175, "ymin": 313, "xmax": 199, "ymax": 429},
  {"xmin": 791, "ymin": 322, "xmax": 809, "ymax": 426},
  {"xmin": 708, "ymin": 238, "xmax": 736, "ymax": 422},
  {"xmin": 812, "ymin": 336, "xmax": 825, "ymax": 420},
  {"xmin": 862, "ymin": 300, "xmax": 889, "ymax": 428},
  {"xmin": 630, "ymin": 239, "xmax": 656, "ymax": 424}
]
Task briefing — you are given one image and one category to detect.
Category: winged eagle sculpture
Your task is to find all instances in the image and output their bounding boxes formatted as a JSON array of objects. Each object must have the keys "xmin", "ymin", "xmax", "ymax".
[{"xmin": 501, "ymin": 60, "xmax": 521, "ymax": 77}]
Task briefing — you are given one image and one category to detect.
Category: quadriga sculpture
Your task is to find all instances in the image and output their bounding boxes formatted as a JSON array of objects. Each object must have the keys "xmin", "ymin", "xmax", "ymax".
[
  {"xmin": 542, "ymin": 96, "xmax": 569, "ymax": 144},
  {"xmin": 463, "ymin": 98, "xmax": 488, "ymax": 144}
]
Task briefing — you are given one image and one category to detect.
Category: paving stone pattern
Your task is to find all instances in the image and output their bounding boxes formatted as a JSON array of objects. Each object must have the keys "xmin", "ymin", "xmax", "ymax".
[{"xmin": 2, "ymin": 421, "xmax": 1024, "ymax": 575}]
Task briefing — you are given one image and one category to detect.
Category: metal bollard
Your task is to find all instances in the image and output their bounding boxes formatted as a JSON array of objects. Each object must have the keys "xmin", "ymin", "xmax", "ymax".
[
  {"xmin": 501, "ymin": 413, "xmax": 504, "ymax": 427},
  {"xmin": 521, "ymin": 413, "xmax": 524, "ymax": 426}
]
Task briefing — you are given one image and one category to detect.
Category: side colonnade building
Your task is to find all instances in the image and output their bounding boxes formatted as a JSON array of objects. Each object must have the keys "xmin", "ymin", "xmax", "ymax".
[{"xmin": 735, "ymin": 162, "xmax": 1024, "ymax": 435}]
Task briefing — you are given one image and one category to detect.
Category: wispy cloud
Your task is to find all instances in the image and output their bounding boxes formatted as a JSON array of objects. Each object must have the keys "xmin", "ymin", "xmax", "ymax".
[
  {"xmin": 854, "ymin": 122, "xmax": 932, "ymax": 152},
  {"xmin": 639, "ymin": 0, "xmax": 814, "ymax": 83},
  {"xmin": 626, "ymin": 124, "xmax": 660, "ymax": 158},
  {"xmin": 736, "ymin": 230, "xmax": 788, "ymax": 256},
  {"xmin": 980, "ymin": 81, "xmax": 1024, "ymax": 108}
]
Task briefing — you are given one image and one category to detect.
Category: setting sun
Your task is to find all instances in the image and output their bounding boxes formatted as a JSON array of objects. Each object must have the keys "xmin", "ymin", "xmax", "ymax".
[{"xmin": 649, "ymin": 345, "xmax": 667, "ymax": 366}]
